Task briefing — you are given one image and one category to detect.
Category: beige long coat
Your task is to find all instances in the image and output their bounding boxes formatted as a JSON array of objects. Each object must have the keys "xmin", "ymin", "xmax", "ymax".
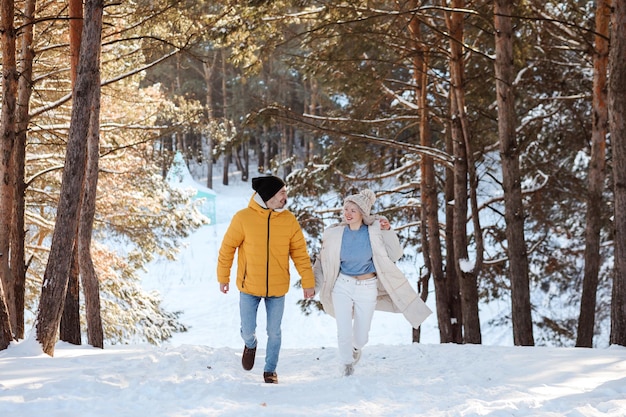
[{"xmin": 314, "ymin": 219, "xmax": 432, "ymax": 328}]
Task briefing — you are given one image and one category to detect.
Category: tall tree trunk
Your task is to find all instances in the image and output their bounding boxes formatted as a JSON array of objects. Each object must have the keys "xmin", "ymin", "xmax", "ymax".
[
  {"xmin": 222, "ymin": 151, "xmax": 231, "ymax": 185},
  {"xmin": 494, "ymin": 0, "xmax": 534, "ymax": 346},
  {"xmin": 258, "ymin": 125, "xmax": 267, "ymax": 173},
  {"xmin": 609, "ymin": 0, "xmax": 626, "ymax": 346},
  {"xmin": 577, "ymin": 0, "xmax": 610, "ymax": 348},
  {"xmin": 60, "ymin": 245, "xmax": 81, "ymax": 344},
  {"xmin": 451, "ymin": 112, "xmax": 480, "ymax": 343},
  {"xmin": 0, "ymin": 0, "xmax": 18, "ymax": 343},
  {"xmin": 306, "ymin": 78, "xmax": 319, "ymax": 163},
  {"xmin": 445, "ymin": 0, "xmax": 481, "ymax": 344},
  {"xmin": 202, "ymin": 57, "xmax": 216, "ymax": 189},
  {"xmin": 60, "ymin": 0, "xmax": 84, "ymax": 344},
  {"xmin": 221, "ymin": 49, "xmax": 230, "ymax": 185},
  {"xmin": 79, "ymin": 78, "xmax": 104, "ymax": 349},
  {"xmin": 281, "ymin": 125, "xmax": 291, "ymax": 177},
  {"xmin": 288, "ymin": 127, "xmax": 295, "ymax": 178},
  {"xmin": 232, "ymin": 145, "xmax": 244, "ymax": 173},
  {"xmin": 35, "ymin": 0, "xmax": 104, "ymax": 356},
  {"xmin": 407, "ymin": 6, "xmax": 448, "ymax": 343},
  {"xmin": 206, "ymin": 135, "xmax": 214, "ymax": 189},
  {"xmin": 0, "ymin": 283, "xmax": 10, "ymax": 349},
  {"xmin": 242, "ymin": 140, "xmax": 249, "ymax": 181},
  {"xmin": 11, "ymin": 0, "xmax": 37, "ymax": 340},
  {"xmin": 236, "ymin": 81, "xmax": 249, "ymax": 182},
  {"xmin": 69, "ymin": 0, "xmax": 81, "ymax": 84},
  {"xmin": 445, "ymin": 131, "xmax": 463, "ymax": 344}
]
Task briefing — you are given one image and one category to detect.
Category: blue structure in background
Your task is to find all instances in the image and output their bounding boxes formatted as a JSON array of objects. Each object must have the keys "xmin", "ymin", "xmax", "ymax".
[
  {"xmin": 168, "ymin": 151, "xmax": 217, "ymax": 225},
  {"xmin": 193, "ymin": 189, "xmax": 216, "ymax": 225}
]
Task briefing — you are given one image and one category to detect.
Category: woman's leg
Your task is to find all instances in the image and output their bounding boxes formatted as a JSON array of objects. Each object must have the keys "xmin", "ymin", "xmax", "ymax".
[
  {"xmin": 332, "ymin": 274, "xmax": 356, "ymax": 365},
  {"xmin": 352, "ymin": 278, "xmax": 378, "ymax": 351}
]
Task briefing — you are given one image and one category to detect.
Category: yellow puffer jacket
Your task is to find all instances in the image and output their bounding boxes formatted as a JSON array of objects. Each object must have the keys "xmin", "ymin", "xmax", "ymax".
[{"xmin": 217, "ymin": 195, "xmax": 315, "ymax": 297}]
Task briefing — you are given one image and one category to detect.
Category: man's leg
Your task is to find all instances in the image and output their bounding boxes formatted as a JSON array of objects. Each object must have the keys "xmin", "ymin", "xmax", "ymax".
[
  {"xmin": 263, "ymin": 295, "xmax": 285, "ymax": 373},
  {"xmin": 240, "ymin": 292, "xmax": 261, "ymax": 370}
]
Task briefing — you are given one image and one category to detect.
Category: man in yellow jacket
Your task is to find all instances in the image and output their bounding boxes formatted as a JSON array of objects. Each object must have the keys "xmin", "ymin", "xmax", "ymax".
[{"xmin": 217, "ymin": 175, "xmax": 315, "ymax": 384}]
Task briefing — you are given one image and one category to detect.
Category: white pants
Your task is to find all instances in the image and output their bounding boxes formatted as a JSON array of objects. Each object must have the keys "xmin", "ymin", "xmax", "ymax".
[{"xmin": 331, "ymin": 273, "xmax": 378, "ymax": 365}]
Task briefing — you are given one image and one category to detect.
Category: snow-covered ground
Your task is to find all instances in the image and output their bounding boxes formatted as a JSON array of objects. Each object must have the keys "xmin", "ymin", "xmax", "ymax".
[
  {"xmin": 3, "ymin": 338, "xmax": 625, "ymax": 416},
  {"xmin": 1, "ymin": 168, "xmax": 625, "ymax": 416}
]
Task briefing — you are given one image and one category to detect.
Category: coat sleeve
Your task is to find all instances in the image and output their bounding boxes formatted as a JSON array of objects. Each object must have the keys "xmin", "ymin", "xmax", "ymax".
[
  {"xmin": 317, "ymin": 225, "xmax": 343, "ymax": 316},
  {"xmin": 289, "ymin": 222, "xmax": 316, "ymax": 289},
  {"xmin": 216, "ymin": 214, "xmax": 244, "ymax": 284},
  {"xmin": 313, "ymin": 254, "xmax": 324, "ymax": 294},
  {"xmin": 379, "ymin": 220, "xmax": 403, "ymax": 262}
]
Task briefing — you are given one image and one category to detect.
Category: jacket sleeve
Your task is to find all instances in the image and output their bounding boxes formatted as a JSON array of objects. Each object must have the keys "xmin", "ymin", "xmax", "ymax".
[
  {"xmin": 289, "ymin": 223, "xmax": 316, "ymax": 289},
  {"xmin": 216, "ymin": 214, "xmax": 244, "ymax": 284}
]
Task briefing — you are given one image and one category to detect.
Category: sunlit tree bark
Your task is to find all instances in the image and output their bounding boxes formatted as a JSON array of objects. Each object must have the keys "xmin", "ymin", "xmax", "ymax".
[
  {"xmin": 79, "ymin": 73, "xmax": 104, "ymax": 348},
  {"xmin": 407, "ymin": 4, "xmax": 451, "ymax": 343},
  {"xmin": 11, "ymin": 0, "xmax": 36, "ymax": 340},
  {"xmin": 60, "ymin": 0, "xmax": 84, "ymax": 345},
  {"xmin": 60, "ymin": 247, "xmax": 81, "ymax": 344},
  {"xmin": 609, "ymin": 0, "xmax": 626, "ymax": 346},
  {"xmin": 577, "ymin": 0, "xmax": 610, "ymax": 348},
  {"xmin": 494, "ymin": 0, "xmax": 534, "ymax": 346},
  {"xmin": 445, "ymin": 124, "xmax": 463, "ymax": 344},
  {"xmin": 444, "ymin": 0, "xmax": 481, "ymax": 344},
  {"xmin": 35, "ymin": 0, "xmax": 104, "ymax": 356},
  {"xmin": 0, "ymin": 0, "xmax": 18, "ymax": 345}
]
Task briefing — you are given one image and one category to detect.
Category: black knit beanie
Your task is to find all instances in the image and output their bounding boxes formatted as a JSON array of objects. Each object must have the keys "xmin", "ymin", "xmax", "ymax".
[{"xmin": 252, "ymin": 175, "xmax": 286, "ymax": 202}]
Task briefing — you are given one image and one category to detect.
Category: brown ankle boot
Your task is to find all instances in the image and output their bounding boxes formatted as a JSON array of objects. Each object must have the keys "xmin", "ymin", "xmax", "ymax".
[
  {"xmin": 263, "ymin": 372, "xmax": 278, "ymax": 384},
  {"xmin": 242, "ymin": 346, "xmax": 256, "ymax": 371}
]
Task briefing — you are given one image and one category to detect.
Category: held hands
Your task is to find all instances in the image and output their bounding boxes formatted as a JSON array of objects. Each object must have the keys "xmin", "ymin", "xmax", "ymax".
[
  {"xmin": 220, "ymin": 282, "xmax": 314, "ymax": 299},
  {"xmin": 303, "ymin": 288, "xmax": 315, "ymax": 299}
]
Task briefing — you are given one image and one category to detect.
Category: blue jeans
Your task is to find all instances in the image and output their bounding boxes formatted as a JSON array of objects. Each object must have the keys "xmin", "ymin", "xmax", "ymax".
[{"xmin": 239, "ymin": 292, "xmax": 285, "ymax": 373}]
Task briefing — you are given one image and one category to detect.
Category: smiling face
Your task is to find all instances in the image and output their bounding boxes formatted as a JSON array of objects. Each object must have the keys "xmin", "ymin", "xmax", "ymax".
[
  {"xmin": 343, "ymin": 202, "xmax": 364, "ymax": 230},
  {"xmin": 265, "ymin": 187, "xmax": 288, "ymax": 210}
]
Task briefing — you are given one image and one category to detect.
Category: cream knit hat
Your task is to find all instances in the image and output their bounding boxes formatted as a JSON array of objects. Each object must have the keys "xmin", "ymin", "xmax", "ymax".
[{"xmin": 344, "ymin": 189, "xmax": 376, "ymax": 224}]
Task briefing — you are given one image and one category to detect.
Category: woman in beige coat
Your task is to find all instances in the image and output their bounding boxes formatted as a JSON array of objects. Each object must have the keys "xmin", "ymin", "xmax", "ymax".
[{"xmin": 314, "ymin": 189, "xmax": 432, "ymax": 376}]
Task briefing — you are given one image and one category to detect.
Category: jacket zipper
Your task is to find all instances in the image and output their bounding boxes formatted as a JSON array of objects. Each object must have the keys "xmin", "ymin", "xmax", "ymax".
[{"xmin": 265, "ymin": 211, "xmax": 271, "ymax": 297}]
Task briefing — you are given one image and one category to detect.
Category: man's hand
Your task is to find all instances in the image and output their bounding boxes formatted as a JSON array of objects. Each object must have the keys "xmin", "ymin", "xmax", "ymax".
[
  {"xmin": 219, "ymin": 283, "xmax": 229, "ymax": 294},
  {"xmin": 303, "ymin": 287, "xmax": 315, "ymax": 299}
]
